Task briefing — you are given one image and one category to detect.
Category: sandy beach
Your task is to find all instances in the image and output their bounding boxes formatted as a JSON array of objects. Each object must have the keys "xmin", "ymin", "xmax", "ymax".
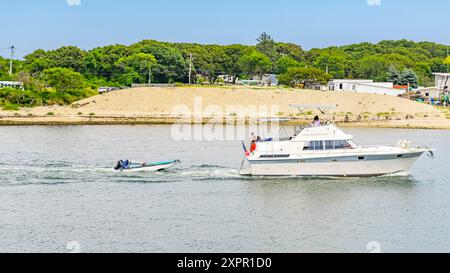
[{"xmin": 1, "ymin": 86, "xmax": 449, "ymax": 129}]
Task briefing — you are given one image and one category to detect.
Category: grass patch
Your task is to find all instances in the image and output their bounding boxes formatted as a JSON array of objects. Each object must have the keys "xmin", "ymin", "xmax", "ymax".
[
  {"xmin": 2, "ymin": 103, "xmax": 20, "ymax": 111},
  {"xmin": 0, "ymin": 87, "xmax": 97, "ymax": 109},
  {"xmin": 47, "ymin": 112, "xmax": 55, "ymax": 116},
  {"xmin": 377, "ymin": 112, "xmax": 392, "ymax": 119},
  {"xmin": 89, "ymin": 112, "xmax": 96, "ymax": 116}
]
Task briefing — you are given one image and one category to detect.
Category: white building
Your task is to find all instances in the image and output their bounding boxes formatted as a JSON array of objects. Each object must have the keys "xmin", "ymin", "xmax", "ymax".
[
  {"xmin": 218, "ymin": 74, "xmax": 237, "ymax": 84},
  {"xmin": 328, "ymin": 79, "xmax": 405, "ymax": 96},
  {"xmin": 0, "ymin": 81, "xmax": 24, "ymax": 90},
  {"xmin": 418, "ymin": 73, "xmax": 450, "ymax": 99},
  {"xmin": 237, "ymin": 74, "xmax": 279, "ymax": 86},
  {"xmin": 433, "ymin": 73, "xmax": 450, "ymax": 90},
  {"xmin": 418, "ymin": 87, "xmax": 442, "ymax": 99},
  {"xmin": 261, "ymin": 74, "xmax": 278, "ymax": 86}
]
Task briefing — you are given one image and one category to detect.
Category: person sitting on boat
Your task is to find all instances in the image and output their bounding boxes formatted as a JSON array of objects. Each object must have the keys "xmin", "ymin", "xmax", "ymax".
[
  {"xmin": 114, "ymin": 160, "xmax": 146, "ymax": 170},
  {"xmin": 114, "ymin": 160, "xmax": 129, "ymax": 170},
  {"xmin": 312, "ymin": 116, "xmax": 321, "ymax": 127}
]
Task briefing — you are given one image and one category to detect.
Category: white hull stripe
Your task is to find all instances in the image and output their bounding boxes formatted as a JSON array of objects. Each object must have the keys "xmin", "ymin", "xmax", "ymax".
[{"xmin": 249, "ymin": 152, "xmax": 424, "ymax": 164}]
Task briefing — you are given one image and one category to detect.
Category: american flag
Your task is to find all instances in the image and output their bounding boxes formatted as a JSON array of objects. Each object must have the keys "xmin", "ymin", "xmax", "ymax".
[{"xmin": 241, "ymin": 141, "xmax": 250, "ymax": 157}]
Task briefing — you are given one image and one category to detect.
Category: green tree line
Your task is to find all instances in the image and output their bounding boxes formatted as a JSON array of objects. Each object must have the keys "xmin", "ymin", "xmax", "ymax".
[{"xmin": 1, "ymin": 33, "xmax": 449, "ymax": 109}]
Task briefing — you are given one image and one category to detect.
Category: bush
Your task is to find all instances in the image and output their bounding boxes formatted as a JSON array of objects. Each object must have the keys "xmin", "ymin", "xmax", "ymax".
[
  {"xmin": 0, "ymin": 88, "xmax": 42, "ymax": 107},
  {"xmin": 278, "ymin": 67, "xmax": 331, "ymax": 88},
  {"xmin": 2, "ymin": 102, "xmax": 20, "ymax": 111},
  {"xmin": 0, "ymin": 87, "xmax": 95, "ymax": 108},
  {"xmin": 42, "ymin": 67, "xmax": 86, "ymax": 93}
]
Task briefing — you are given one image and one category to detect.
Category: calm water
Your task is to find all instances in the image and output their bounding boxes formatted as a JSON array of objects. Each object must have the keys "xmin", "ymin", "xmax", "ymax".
[{"xmin": 0, "ymin": 125, "xmax": 449, "ymax": 253}]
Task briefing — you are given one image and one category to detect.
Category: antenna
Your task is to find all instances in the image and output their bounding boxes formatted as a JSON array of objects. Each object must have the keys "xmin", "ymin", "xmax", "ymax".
[
  {"xmin": 289, "ymin": 104, "xmax": 338, "ymax": 122},
  {"xmin": 9, "ymin": 46, "xmax": 15, "ymax": 76},
  {"xmin": 289, "ymin": 104, "xmax": 338, "ymax": 114}
]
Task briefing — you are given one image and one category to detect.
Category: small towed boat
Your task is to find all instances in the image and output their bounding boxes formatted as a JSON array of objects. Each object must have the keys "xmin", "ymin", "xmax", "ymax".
[{"xmin": 114, "ymin": 160, "xmax": 180, "ymax": 172}]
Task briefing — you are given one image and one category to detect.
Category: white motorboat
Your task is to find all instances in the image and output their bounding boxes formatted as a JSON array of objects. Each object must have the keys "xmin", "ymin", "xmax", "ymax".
[
  {"xmin": 113, "ymin": 160, "xmax": 180, "ymax": 172},
  {"xmin": 240, "ymin": 123, "xmax": 434, "ymax": 177}
]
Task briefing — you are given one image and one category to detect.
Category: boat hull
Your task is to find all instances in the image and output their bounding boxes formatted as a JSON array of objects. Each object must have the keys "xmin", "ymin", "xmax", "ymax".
[
  {"xmin": 246, "ymin": 152, "xmax": 424, "ymax": 177},
  {"xmin": 115, "ymin": 161, "xmax": 179, "ymax": 173}
]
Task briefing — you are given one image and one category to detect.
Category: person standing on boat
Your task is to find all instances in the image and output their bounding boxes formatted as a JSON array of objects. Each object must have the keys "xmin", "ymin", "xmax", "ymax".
[
  {"xmin": 312, "ymin": 116, "xmax": 321, "ymax": 127},
  {"xmin": 250, "ymin": 140, "xmax": 257, "ymax": 153},
  {"xmin": 249, "ymin": 133, "xmax": 258, "ymax": 153}
]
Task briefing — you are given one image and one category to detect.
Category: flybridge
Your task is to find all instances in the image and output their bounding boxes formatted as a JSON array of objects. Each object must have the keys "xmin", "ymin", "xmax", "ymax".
[{"xmin": 292, "ymin": 125, "xmax": 354, "ymax": 142}]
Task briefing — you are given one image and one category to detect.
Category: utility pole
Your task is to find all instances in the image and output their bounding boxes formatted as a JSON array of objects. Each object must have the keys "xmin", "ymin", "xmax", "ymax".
[
  {"xmin": 148, "ymin": 63, "xmax": 152, "ymax": 85},
  {"xmin": 188, "ymin": 53, "xmax": 193, "ymax": 85},
  {"xmin": 9, "ymin": 46, "xmax": 15, "ymax": 76},
  {"xmin": 447, "ymin": 46, "xmax": 449, "ymax": 73}
]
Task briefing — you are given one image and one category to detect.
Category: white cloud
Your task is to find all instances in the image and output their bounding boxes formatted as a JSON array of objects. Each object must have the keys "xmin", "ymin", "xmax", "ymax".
[
  {"xmin": 66, "ymin": 0, "xmax": 81, "ymax": 6},
  {"xmin": 367, "ymin": 0, "xmax": 381, "ymax": 6}
]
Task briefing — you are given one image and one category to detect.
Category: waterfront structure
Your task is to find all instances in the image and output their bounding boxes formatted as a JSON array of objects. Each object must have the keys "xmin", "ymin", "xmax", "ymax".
[
  {"xmin": 0, "ymin": 81, "xmax": 24, "ymax": 90},
  {"xmin": 328, "ymin": 79, "xmax": 405, "ymax": 96}
]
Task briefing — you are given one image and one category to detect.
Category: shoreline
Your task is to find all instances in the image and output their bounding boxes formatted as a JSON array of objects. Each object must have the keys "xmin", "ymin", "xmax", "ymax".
[
  {"xmin": 1, "ymin": 115, "xmax": 449, "ymax": 129},
  {"xmin": 1, "ymin": 87, "xmax": 449, "ymax": 129}
]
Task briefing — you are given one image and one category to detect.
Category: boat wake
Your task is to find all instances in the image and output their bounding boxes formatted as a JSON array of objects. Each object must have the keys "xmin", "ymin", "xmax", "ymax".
[{"xmin": 0, "ymin": 161, "xmax": 416, "ymax": 187}]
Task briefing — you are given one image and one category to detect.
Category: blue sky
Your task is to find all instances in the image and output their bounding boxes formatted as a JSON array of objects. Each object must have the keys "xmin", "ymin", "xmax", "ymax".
[{"xmin": 1, "ymin": 0, "xmax": 449, "ymax": 58}]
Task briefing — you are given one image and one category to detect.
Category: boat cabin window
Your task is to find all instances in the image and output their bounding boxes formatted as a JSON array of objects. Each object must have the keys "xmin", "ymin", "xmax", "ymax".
[
  {"xmin": 333, "ymin": 140, "xmax": 353, "ymax": 150},
  {"xmin": 325, "ymin": 141, "xmax": 334, "ymax": 150},
  {"xmin": 304, "ymin": 141, "xmax": 324, "ymax": 151},
  {"xmin": 304, "ymin": 140, "xmax": 354, "ymax": 151}
]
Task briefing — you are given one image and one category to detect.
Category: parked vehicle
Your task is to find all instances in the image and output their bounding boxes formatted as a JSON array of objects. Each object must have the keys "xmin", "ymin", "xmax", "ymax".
[{"xmin": 98, "ymin": 87, "xmax": 118, "ymax": 94}]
